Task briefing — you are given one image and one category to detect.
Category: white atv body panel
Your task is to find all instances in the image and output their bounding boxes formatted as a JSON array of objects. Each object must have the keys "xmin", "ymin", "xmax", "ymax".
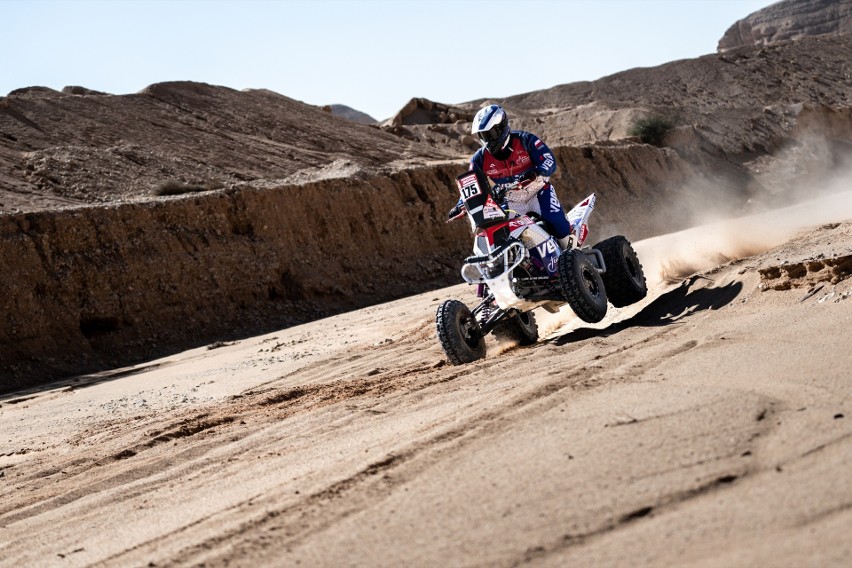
[{"xmin": 565, "ymin": 194, "xmax": 596, "ymax": 248}]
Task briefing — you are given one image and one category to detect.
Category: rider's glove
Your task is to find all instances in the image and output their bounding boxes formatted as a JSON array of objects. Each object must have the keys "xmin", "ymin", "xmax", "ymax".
[
  {"xmin": 447, "ymin": 202, "xmax": 464, "ymax": 221},
  {"xmin": 519, "ymin": 170, "xmax": 548, "ymax": 192},
  {"xmin": 519, "ymin": 170, "xmax": 538, "ymax": 184},
  {"xmin": 492, "ymin": 184, "xmax": 509, "ymax": 202}
]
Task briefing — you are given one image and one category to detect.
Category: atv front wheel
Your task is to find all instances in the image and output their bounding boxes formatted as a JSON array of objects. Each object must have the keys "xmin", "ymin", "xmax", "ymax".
[
  {"xmin": 595, "ymin": 235, "xmax": 647, "ymax": 307},
  {"xmin": 491, "ymin": 310, "xmax": 538, "ymax": 346},
  {"xmin": 558, "ymin": 249, "xmax": 608, "ymax": 323},
  {"xmin": 436, "ymin": 300, "xmax": 486, "ymax": 365}
]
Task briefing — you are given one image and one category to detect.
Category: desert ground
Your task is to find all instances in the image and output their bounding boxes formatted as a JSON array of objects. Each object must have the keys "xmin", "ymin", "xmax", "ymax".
[
  {"xmin": 1, "ymin": 188, "xmax": 850, "ymax": 567},
  {"xmin": 3, "ymin": 2, "xmax": 851, "ymax": 564}
]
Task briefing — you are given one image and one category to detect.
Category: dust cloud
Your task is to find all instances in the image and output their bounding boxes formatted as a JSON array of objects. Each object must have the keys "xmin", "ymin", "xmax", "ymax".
[
  {"xmin": 635, "ymin": 168, "xmax": 852, "ymax": 289},
  {"xmin": 488, "ymin": 146, "xmax": 852, "ymax": 343}
]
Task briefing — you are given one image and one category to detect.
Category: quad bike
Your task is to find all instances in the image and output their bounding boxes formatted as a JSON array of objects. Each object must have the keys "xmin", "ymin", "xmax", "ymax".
[{"xmin": 436, "ymin": 170, "xmax": 647, "ymax": 365}]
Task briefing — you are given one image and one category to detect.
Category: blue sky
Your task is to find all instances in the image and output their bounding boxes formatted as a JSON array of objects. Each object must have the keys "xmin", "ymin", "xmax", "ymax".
[{"xmin": 4, "ymin": 0, "xmax": 774, "ymax": 120}]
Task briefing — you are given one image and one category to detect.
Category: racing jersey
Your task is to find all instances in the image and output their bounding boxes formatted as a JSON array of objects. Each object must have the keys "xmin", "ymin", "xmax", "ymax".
[
  {"xmin": 469, "ymin": 130, "xmax": 557, "ymax": 184},
  {"xmin": 462, "ymin": 130, "xmax": 571, "ymax": 239}
]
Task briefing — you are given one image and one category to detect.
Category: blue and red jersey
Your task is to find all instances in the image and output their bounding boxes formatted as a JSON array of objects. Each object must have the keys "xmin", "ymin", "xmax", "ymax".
[
  {"xmin": 469, "ymin": 130, "xmax": 557, "ymax": 184},
  {"xmin": 465, "ymin": 130, "xmax": 571, "ymax": 239}
]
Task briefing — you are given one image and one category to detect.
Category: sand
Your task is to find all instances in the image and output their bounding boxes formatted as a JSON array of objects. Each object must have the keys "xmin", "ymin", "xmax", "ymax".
[{"xmin": 1, "ymin": 192, "xmax": 851, "ymax": 567}]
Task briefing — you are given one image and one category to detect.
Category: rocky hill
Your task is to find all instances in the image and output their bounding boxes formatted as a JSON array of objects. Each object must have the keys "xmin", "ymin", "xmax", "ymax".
[
  {"xmin": 400, "ymin": 33, "xmax": 852, "ymax": 203},
  {"xmin": 327, "ymin": 104, "xmax": 377, "ymax": 125},
  {"xmin": 0, "ymin": 82, "xmax": 453, "ymax": 213},
  {"xmin": 1, "ymin": 1, "xmax": 851, "ymax": 390},
  {"xmin": 718, "ymin": 0, "xmax": 852, "ymax": 51}
]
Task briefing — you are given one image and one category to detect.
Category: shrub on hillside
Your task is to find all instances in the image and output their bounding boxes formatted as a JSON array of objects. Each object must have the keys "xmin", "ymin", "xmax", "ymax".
[{"xmin": 628, "ymin": 115, "xmax": 675, "ymax": 147}]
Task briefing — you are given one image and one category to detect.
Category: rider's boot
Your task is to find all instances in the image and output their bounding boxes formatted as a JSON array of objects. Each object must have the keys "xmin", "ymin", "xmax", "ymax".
[{"xmin": 558, "ymin": 235, "xmax": 573, "ymax": 250}]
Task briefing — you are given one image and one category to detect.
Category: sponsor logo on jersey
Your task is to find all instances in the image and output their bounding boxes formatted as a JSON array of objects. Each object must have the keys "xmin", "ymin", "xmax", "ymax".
[
  {"xmin": 549, "ymin": 191, "xmax": 561, "ymax": 213},
  {"xmin": 483, "ymin": 138, "xmax": 534, "ymax": 179}
]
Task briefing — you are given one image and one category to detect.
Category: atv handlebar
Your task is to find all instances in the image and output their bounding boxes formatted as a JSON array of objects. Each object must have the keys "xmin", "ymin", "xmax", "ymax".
[
  {"xmin": 493, "ymin": 173, "xmax": 539, "ymax": 200},
  {"xmin": 464, "ymin": 240, "xmax": 515, "ymax": 264}
]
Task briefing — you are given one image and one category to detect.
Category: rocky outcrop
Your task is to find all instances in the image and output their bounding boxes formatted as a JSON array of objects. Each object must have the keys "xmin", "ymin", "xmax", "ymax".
[
  {"xmin": 0, "ymin": 143, "xmax": 694, "ymax": 391},
  {"xmin": 326, "ymin": 104, "xmax": 377, "ymax": 125},
  {"xmin": 61, "ymin": 86, "xmax": 108, "ymax": 96},
  {"xmin": 385, "ymin": 98, "xmax": 475, "ymax": 127},
  {"xmin": 378, "ymin": 98, "xmax": 482, "ymax": 152},
  {"xmin": 718, "ymin": 0, "xmax": 852, "ymax": 52}
]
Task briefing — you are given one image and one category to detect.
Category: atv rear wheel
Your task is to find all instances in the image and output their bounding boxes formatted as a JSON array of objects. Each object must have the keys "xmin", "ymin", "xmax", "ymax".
[
  {"xmin": 491, "ymin": 310, "xmax": 538, "ymax": 346},
  {"xmin": 436, "ymin": 300, "xmax": 486, "ymax": 365},
  {"xmin": 558, "ymin": 249, "xmax": 608, "ymax": 323},
  {"xmin": 595, "ymin": 235, "xmax": 647, "ymax": 307}
]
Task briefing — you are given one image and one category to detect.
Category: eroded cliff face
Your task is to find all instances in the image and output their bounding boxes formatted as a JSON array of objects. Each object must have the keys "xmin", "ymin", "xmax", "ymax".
[
  {"xmin": 0, "ymin": 144, "xmax": 692, "ymax": 391},
  {"xmin": 718, "ymin": 0, "xmax": 852, "ymax": 52}
]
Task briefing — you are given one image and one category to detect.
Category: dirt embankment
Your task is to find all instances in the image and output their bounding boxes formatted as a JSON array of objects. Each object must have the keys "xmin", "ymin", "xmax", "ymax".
[{"xmin": 0, "ymin": 143, "xmax": 692, "ymax": 391}]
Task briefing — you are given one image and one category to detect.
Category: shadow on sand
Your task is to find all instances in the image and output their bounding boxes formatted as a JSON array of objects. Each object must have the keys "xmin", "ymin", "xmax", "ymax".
[
  {"xmin": 0, "ymin": 362, "xmax": 165, "ymax": 405},
  {"xmin": 550, "ymin": 275, "xmax": 743, "ymax": 346}
]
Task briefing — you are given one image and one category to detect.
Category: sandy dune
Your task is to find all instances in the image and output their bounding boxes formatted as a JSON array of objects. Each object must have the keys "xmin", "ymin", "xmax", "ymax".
[{"xmin": 1, "ymin": 193, "xmax": 851, "ymax": 567}]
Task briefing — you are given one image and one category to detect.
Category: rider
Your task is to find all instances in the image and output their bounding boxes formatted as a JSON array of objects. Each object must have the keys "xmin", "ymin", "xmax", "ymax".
[{"xmin": 449, "ymin": 104, "xmax": 573, "ymax": 249}]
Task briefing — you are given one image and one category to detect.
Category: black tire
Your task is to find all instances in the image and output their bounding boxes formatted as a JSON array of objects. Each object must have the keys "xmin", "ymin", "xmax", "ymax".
[
  {"xmin": 491, "ymin": 311, "xmax": 539, "ymax": 346},
  {"xmin": 595, "ymin": 235, "xmax": 647, "ymax": 307},
  {"xmin": 436, "ymin": 300, "xmax": 486, "ymax": 365},
  {"xmin": 558, "ymin": 249, "xmax": 608, "ymax": 323}
]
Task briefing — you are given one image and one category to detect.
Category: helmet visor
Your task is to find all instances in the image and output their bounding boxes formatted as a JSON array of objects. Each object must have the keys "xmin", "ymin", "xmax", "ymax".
[{"xmin": 478, "ymin": 126, "xmax": 504, "ymax": 145}]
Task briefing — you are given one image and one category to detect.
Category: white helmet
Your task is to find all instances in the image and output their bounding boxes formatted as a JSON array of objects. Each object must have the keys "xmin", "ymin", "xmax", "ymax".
[{"xmin": 472, "ymin": 104, "xmax": 510, "ymax": 154}]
